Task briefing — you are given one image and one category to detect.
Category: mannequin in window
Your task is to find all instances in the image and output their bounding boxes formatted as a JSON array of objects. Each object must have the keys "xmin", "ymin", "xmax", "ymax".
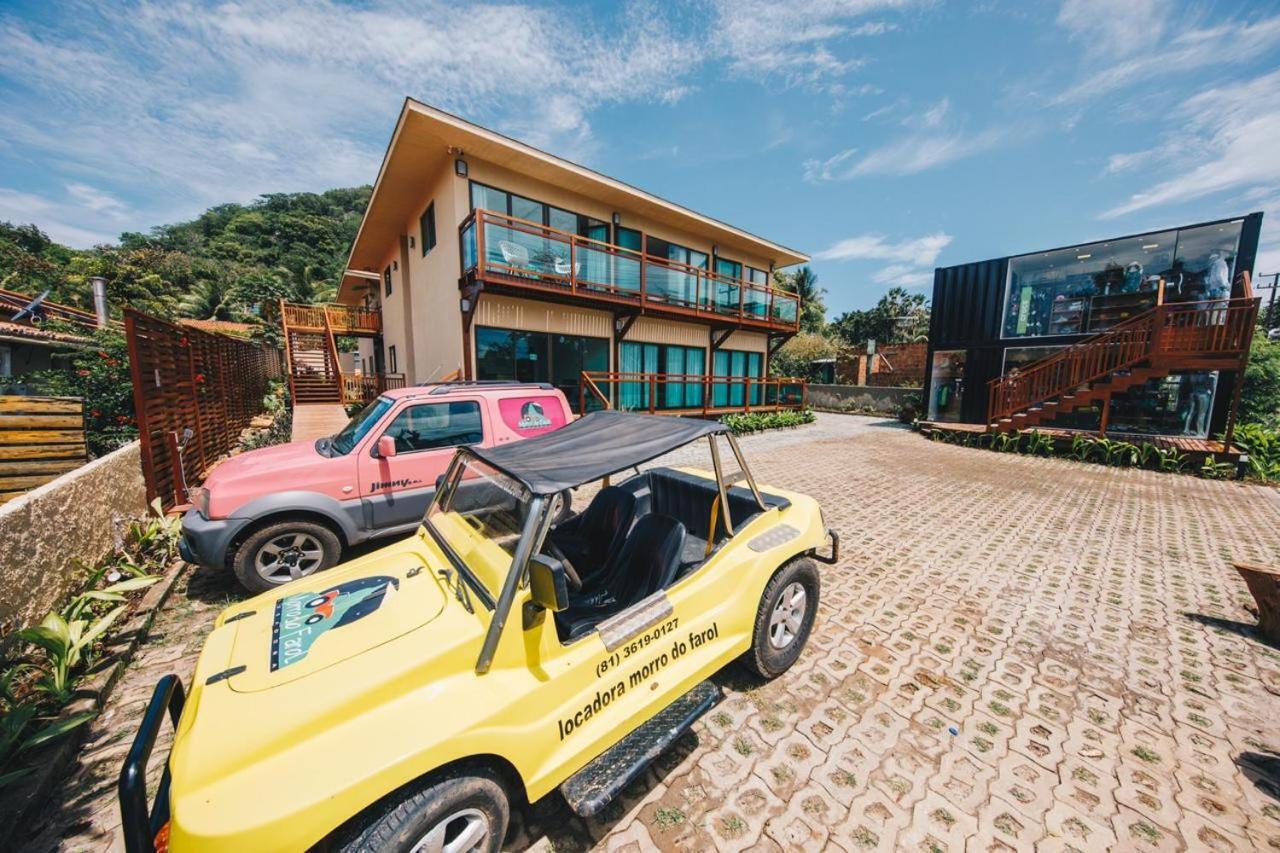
[
  {"xmin": 1123, "ymin": 262, "xmax": 1143, "ymax": 294},
  {"xmin": 1183, "ymin": 374, "xmax": 1213, "ymax": 436}
]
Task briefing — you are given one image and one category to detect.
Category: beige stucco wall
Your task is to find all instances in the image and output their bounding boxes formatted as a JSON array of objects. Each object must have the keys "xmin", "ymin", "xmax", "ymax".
[
  {"xmin": 474, "ymin": 294, "xmax": 613, "ymax": 340},
  {"xmin": 720, "ymin": 330, "xmax": 768, "ymax": 354},
  {"xmin": 0, "ymin": 441, "xmax": 146, "ymax": 637},
  {"xmin": 625, "ymin": 317, "xmax": 710, "ymax": 350}
]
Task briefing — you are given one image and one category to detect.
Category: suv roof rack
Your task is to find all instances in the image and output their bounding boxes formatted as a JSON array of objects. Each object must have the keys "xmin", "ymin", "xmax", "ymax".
[{"xmin": 420, "ymin": 380, "xmax": 556, "ymax": 395}]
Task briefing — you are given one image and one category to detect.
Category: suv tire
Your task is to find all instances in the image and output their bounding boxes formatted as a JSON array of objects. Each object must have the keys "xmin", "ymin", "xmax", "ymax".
[
  {"xmin": 231, "ymin": 519, "xmax": 342, "ymax": 593},
  {"xmin": 341, "ymin": 766, "xmax": 509, "ymax": 853},
  {"xmin": 741, "ymin": 557, "xmax": 820, "ymax": 679}
]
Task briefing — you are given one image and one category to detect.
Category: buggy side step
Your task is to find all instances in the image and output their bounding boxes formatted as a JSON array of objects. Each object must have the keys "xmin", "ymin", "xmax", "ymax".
[{"xmin": 560, "ymin": 680, "xmax": 721, "ymax": 817}]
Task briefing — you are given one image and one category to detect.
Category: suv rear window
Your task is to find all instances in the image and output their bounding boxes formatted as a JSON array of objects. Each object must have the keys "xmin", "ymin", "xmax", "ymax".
[{"xmin": 497, "ymin": 395, "xmax": 567, "ymax": 437}]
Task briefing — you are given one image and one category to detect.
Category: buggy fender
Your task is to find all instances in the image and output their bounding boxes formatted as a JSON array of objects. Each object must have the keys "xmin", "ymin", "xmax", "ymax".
[{"xmin": 227, "ymin": 490, "xmax": 368, "ymax": 546}]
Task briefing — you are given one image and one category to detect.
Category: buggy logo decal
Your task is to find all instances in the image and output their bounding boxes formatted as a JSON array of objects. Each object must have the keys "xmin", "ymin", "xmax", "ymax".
[
  {"xmin": 270, "ymin": 575, "xmax": 399, "ymax": 671},
  {"xmin": 517, "ymin": 400, "xmax": 552, "ymax": 429}
]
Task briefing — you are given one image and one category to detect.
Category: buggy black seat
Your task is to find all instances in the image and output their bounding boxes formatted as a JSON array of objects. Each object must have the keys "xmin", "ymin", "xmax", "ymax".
[
  {"xmin": 549, "ymin": 486, "xmax": 637, "ymax": 584},
  {"xmin": 556, "ymin": 514, "xmax": 687, "ymax": 640}
]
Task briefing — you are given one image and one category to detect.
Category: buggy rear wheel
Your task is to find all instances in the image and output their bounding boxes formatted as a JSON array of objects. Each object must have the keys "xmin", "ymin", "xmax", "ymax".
[{"xmin": 741, "ymin": 557, "xmax": 820, "ymax": 679}]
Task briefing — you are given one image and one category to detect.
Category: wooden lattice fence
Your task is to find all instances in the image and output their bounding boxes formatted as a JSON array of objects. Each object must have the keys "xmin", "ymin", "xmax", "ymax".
[{"xmin": 124, "ymin": 309, "xmax": 284, "ymax": 511}]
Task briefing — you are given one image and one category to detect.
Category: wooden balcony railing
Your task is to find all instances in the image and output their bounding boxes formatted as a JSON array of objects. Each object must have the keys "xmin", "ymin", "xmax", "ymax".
[
  {"xmin": 988, "ymin": 297, "xmax": 1260, "ymax": 423},
  {"xmin": 461, "ymin": 209, "xmax": 800, "ymax": 332},
  {"xmin": 340, "ymin": 372, "xmax": 406, "ymax": 405},
  {"xmin": 581, "ymin": 371, "xmax": 806, "ymax": 415},
  {"xmin": 280, "ymin": 301, "xmax": 381, "ymax": 335}
]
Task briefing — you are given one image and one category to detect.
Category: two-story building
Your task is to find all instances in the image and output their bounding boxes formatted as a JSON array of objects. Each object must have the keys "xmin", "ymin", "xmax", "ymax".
[{"xmin": 282, "ymin": 99, "xmax": 808, "ymax": 415}]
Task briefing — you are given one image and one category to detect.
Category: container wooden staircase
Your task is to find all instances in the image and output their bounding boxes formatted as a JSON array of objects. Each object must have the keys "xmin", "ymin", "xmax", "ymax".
[
  {"xmin": 987, "ymin": 278, "xmax": 1259, "ymax": 448},
  {"xmin": 279, "ymin": 301, "xmax": 404, "ymax": 407}
]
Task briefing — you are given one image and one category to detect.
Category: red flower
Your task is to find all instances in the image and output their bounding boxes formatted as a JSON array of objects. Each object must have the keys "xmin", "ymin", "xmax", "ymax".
[
  {"xmin": 97, "ymin": 351, "xmax": 109, "ymax": 359},
  {"xmin": 195, "ymin": 373, "xmax": 206, "ymax": 383},
  {"xmin": 77, "ymin": 369, "xmax": 90, "ymax": 377},
  {"xmin": 91, "ymin": 410, "xmax": 101, "ymax": 417}
]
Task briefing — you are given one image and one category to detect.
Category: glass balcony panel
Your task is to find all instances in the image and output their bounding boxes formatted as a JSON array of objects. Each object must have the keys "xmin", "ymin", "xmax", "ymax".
[
  {"xmin": 645, "ymin": 262, "xmax": 699, "ymax": 308},
  {"xmin": 773, "ymin": 294, "xmax": 798, "ymax": 323},
  {"xmin": 578, "ymin": 243, "xmax": 640, "ymax": 295},
  {"xmin": 711, "ymin": 280, "xmax": 740, "ymax": 315},
  {"xmin": 743, "ymin": 287, "xmax": 769, "ymax": 319},
  {"xmin": 461, "ymin": 221, "xmax": 477, "ymax": 272},
  {"xmin": 483, "ymin": 221, "xmax": 571, "ymax": 281}
]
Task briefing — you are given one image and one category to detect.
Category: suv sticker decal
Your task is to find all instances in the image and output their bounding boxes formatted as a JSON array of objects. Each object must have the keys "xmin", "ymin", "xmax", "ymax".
[
  {"xmin": 270, "ymin": 575, "xmax": 400, "ymax": 671},
  {"xmin": 498, "ymin": 395, "xmax": 566, "ymax": 436}
]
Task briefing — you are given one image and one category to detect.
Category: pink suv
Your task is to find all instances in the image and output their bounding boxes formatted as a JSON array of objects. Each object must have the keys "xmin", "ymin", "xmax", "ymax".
[{"xmin": 180, "ymin": 382, "xmax": 573, "ymax": 592}]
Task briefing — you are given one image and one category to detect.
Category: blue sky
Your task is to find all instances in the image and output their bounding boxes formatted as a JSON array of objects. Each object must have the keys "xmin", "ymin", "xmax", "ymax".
[{"xmin": 1, "ymin": 0, "xmax": 1278, "ymax": 314}]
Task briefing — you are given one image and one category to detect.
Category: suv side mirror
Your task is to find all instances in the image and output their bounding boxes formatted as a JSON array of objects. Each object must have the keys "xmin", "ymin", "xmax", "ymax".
[
  {"xmin": 528, "ymin": 554, "xmax": 569, "ymax": 612},
  {"xmin": 376, "ymin": 435, "xmax": 398, "ymax": 458}
]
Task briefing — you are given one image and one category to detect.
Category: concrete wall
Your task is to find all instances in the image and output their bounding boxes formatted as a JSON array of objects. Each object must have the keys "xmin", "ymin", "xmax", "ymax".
[
  {"xmin": 0, "ymin": 441, "xmax": 146, "ymax": 636},
  {"xmin": 807, "ymin": 384, "xmax": 922, "ymax": 415}
]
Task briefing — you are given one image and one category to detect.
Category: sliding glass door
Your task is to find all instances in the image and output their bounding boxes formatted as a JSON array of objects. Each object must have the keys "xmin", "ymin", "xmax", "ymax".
[
  {"xmin": 476, "ymin": 327, "xmax": 608, "ymax": 412},
  {"xmin": 619, "ymin": 342, "xmax": 706, "ymax": 411},
  {"xmin": 712, "ymin": 349, "xmax": 762, "ymax": 407}
]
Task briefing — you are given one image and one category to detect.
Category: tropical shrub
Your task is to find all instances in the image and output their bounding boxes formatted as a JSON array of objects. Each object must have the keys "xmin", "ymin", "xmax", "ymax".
[
  {"xmin": 722, "ymin": 408, "xmax": 816, "ymax": 435},
  {"xmin": 928, "ymin": 428, "xmax": 1213, "ymax": 477},
  {"xmin": 27, "ymin": 327, "xmax": 136, "ymax": 457},
  {"xmin": 1233, "ymin": 422, "xmax": 1280, "ymax": 482},
  {"xmin": 0, "ymin": 497, "xmax": 177, "ymax": 787}
]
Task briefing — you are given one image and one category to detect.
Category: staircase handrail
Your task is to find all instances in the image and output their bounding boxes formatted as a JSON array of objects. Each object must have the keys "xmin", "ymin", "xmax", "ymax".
[{"xmin": 987, "ymin": 297, "xmax": 1258, "ymax": 422}]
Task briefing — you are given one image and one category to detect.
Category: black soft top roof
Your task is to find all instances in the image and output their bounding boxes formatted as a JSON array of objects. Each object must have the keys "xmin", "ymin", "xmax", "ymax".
[{"xmin": 466, "ymin": 410, "xmax": 727, "ymax": 495}]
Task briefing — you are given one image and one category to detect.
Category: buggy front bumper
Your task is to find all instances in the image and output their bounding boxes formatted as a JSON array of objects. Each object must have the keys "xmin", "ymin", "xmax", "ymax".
[
  {"xmin": 119, "ymin": 675, "xmax": 185, "ymax": 853},
  {"xmin": 812, "ymin": 528, "xmax": 840, "ymax": 565}
]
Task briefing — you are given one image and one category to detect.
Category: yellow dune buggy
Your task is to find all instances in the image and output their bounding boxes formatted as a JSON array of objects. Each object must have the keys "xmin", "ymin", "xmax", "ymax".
[{"xmin": 119, "ymin": 411, "xmax": 838, "ymax": 852}]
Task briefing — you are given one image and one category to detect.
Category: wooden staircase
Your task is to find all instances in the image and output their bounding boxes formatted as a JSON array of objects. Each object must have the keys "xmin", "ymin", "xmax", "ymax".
[
  {"xmin": 987, "ymin": 287, "xmax": 1260, "ymax": 441},
  {"xmin": 279, "ymin": 300, "xmax": 404, "ymax": 407}
]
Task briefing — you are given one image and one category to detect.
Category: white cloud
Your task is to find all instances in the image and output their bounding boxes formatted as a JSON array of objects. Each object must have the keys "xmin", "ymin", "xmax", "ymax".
[
  {"xmin": 1056, "ymin": 0, "xmax": 1168, "ymax": 57},
  {"xmin": 871, "ymin": 263, "xmax": 934, "ymax": 287},
  {"xmin": 710, "ymin": 0, "xmax": 918, "ymax": 90},
  {"xmin": 1103, "ymin": 150, "xmax": 1154, "ymax": 175},
  {"xmin": 1101, "ymin": 68, "xmax": 1280, "ymax": 218},
  {"xmin": 815, "ymin": 232, "xmax": 952, "ymax": 265},
  {"xmin": 0, "ymin": 187, "xmax": 118, "ymax": 247},
  {"xmin": 1049, "ymin": 14, "xmax": 1280, "ymax": 105},
  {"xmin": 803, "ymin": 125, "xmax": 1010, "ymax": 180},
  {"xmin": 0, "ymin": 0, "xmax": 709, "ymax": 238}
]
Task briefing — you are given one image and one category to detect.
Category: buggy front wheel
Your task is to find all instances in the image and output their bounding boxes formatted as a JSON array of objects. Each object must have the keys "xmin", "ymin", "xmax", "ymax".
[
  {"xmin": 340, "ymin": 766, "xmax": 508, "ymax": 853},
  {"xmin": 741, "ymin": 557, "xmax": 820, "ymax": 679}
]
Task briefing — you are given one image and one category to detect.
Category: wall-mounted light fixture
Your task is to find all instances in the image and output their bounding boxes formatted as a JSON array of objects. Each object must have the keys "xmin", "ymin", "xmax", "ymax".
[
  {"xmin": 611, "ymin": 212, "xmax": 621, "ymax": 226},
  {"xmin": 392, "ymin": 260, "xmax": 398, "ymax": 271},
  {"xmin": 460, "ymin": 297, "xmax": 472, "ymax": 313},
  {"xmin": 409, "ymin": 235, "xmax": 415, "ymax": 249},
  {"xmin": 455, "ymin": 158, "xmax": 468, "ymax": 177}
]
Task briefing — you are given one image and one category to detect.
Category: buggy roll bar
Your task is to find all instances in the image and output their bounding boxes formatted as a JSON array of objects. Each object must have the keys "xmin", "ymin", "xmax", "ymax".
[{"xmin": 475, "ymin": 494, "xmax": 547, "ymax": 675}]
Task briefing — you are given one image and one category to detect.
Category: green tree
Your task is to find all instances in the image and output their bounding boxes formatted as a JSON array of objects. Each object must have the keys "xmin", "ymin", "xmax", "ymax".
[
  {"xmin": 830, "ymin": 287, "xmax": 931, "ymax": 347},
  {"xmin": 770, "ymin": 331, "xmax": 845, "ymax": 380},
  {"xmin": 1240, "ymin": 335, "xmax": 1280, "ymax": 428},
  {"xmin": 773, "ymin": 266, "xmax": 827, "ymax": 332}
]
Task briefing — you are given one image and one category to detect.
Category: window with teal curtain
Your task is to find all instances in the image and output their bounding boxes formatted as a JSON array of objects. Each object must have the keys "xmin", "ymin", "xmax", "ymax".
[
  {"xmin": 748, "ymin": 352, "xmax": 762, "ymax": 405},
  {"xmin": 619, "ymin": 342, "xmax": 645, "ymax": 410},
  {"xmin": 664, "ymin": 346, "xmax": 685, "ymax": 408},
  {"xmin": 712, "ymin": 350, "xmax": 729, "ymax": 407},
  {"xmin": 686, "ymin": 347, "xmax": 705, "ymax": 407},
  {"xmin": 712, "ymin": 348, "xmax": 761, "ymax": 408}
]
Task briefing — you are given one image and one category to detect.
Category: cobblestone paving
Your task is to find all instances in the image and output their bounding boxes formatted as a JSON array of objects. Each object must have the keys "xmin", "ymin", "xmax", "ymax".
[{"xmin": 24, "ymin": 414, "xmax": 1280, "ymax": 851}]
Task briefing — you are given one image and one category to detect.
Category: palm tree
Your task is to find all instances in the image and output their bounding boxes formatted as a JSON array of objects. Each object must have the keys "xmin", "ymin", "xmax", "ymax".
[
  {"xmin": 177, "ymin": 278, "xmax": 236, "ymax": 320},
  {"xmin": 775, "ymin": 266, "xmax": 827, "ymax": 332},
  {"xmin": 277, "ymin": 264, "xmax": 337, "ymax": 304}
]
